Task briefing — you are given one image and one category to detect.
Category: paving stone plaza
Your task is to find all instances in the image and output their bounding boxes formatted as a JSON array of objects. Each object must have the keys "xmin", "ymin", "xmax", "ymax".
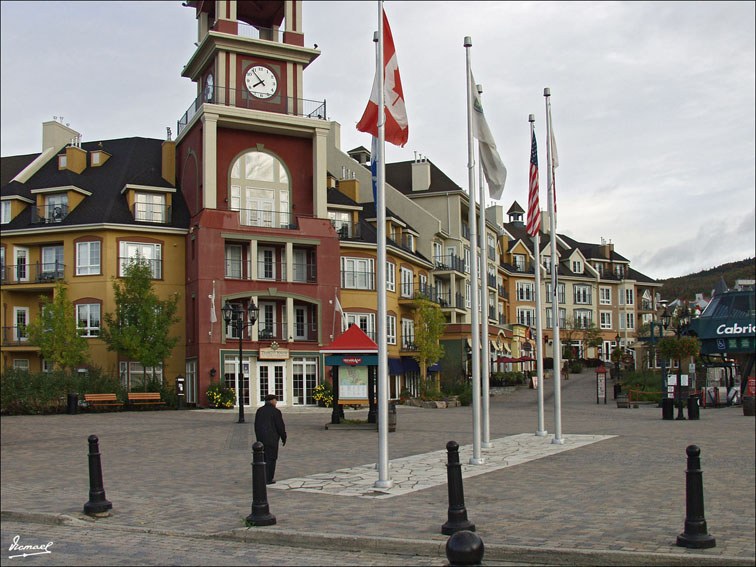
[{"xmin": 1, "ymin": 369, "xmax": 754, "ymax": 566}]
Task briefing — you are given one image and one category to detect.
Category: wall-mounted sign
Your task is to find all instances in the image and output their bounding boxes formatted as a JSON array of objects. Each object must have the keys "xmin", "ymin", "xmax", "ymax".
[
  {"xmin": 342, "ymin": 357, "xmax": 363, "ymax": 365},
  {"xmin": 259, "ymin": 347, "xmax": 289, "ymax": 360}
]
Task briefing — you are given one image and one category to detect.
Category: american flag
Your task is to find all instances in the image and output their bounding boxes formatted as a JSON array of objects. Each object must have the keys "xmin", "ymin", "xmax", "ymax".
[{"xmin": 526, "ymin": 130, "xmax": 541, "ymax": 236}]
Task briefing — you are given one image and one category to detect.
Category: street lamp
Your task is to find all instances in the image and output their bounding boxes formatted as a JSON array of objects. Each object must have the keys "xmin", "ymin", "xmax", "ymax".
[
  {"xmin": 650, "ymin": 308, "xmax": 671, "ymax": 400},
  {"xmin": 614, "ymin": 333, "xmax": 622, "ymax": 382},
  {"xmin": 222, "ymin": 299, "xmax": 259, "ymax": 424}
]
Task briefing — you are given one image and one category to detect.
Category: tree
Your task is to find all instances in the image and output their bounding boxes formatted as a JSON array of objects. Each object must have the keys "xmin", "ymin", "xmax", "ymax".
[
  {"xmin": 101, "ymin": 258, "xmax": 180, "ymax": 390},
  {"xmin": 581, "ymin": 325, "xmax": 603, "ymax": 357},
  {"xmin": 412, "ymin": 298, "xmax": 446, "ymax": 391},
  {"xmin": 26, "ymin": 282, "xmax": 90, "ymax": 371}
]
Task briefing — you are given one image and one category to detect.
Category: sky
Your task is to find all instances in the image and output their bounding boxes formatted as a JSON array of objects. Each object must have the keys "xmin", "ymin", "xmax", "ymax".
[{"xmin": 1, "ymin": 1, "xmax": 754, "ymax": 281}]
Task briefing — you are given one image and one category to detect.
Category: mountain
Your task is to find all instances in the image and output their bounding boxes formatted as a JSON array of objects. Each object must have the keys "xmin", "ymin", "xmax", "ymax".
[{"xmin": 659, "ymin": 258, "xmax": 755, "ymax": 301}]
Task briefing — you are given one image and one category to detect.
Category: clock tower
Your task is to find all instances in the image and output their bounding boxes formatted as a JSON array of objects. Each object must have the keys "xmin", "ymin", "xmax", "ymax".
[{"xmin": 176, "ymin": 1, "xmax": 340, "ymax": 410}]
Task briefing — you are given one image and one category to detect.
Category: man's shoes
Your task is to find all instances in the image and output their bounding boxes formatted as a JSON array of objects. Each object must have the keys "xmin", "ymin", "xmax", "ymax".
[{"xmin": 266, "ymin": 480, "xmax": 276, "ymax": 485}]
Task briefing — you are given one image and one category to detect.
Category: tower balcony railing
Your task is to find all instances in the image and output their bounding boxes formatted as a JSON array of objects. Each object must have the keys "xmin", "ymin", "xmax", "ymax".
[{"xmin": 177, "ymin": 85, "xmax": 326, "ymax": 136}]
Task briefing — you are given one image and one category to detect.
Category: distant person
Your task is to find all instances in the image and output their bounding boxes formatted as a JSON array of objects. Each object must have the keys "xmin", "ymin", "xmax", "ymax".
[{"xmin": 254, "ymin": 394, "xmax": 287, "ymax": 484}]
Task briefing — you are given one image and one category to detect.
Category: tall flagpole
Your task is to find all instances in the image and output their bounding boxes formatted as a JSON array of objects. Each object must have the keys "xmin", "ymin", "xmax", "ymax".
[
  {"xmin": 544, "ymin": 87, "xmax": 563, "ymax": 444},
  {"xmin": 477, "ymin": 83, "xmax": 492, "ymax": 449},
  {"xmin": 375, "ymin": 4, "xmax": 392, "ymax": 488},
  {"xmin": 465, "ymin": 36, "xmax": 483, "ymax": 465},
  {"xmin": 530, "ymin": 114, "xmax": 547, "ymax": 437}
]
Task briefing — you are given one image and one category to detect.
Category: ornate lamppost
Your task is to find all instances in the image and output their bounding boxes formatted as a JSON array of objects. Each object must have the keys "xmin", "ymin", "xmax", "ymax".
[
  {"xmin": 651, "ymin": 307, "xmax": 672, "ymax": 395},
  {"xmin": 223, "ymin": 300, "xmax": 259, "ymax": 424}
]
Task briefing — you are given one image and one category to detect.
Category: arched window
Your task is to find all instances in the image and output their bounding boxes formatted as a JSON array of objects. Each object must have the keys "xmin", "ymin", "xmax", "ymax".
[{"xmin": 229, "ymin": 151, "xmax": 290, "ymax": 228}]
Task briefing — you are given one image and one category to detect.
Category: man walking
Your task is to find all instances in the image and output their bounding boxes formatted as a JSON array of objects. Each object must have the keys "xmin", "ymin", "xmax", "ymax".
[{"xmin": 254, "ymin": 394, "xmax": 287, "ymax": 484}]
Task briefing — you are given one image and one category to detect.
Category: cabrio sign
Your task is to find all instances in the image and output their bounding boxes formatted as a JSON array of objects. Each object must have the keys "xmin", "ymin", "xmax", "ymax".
[
  {"xmin": 716, "ymin": 323, "xmax": 756, "ymax": 336},
  {"xmin": 342, "ymin": 357, "xmax": 363, "ymax": 365}
]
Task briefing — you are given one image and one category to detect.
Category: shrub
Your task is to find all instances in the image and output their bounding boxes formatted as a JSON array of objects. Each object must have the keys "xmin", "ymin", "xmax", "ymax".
[
  {"xmin": 569, "ymin": 361, "xmax": 584, "ymax": 373},
  {"xmin": 312, "ymin": 382, "xmax": 333, "ymax": 407},
  {"xmin": 205, "ymin": 380, "xmax": 235, "ymax": 408},
  {"xmin": 456, "ymin": 384, "xmax": 472, "ymax": 406}
]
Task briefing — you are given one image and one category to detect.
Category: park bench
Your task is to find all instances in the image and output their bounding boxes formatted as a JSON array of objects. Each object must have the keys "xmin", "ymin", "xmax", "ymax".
[
  {"xmin": 127, "ymin": 392, "xmax": 166, "ymax": 407},
  {"xmin": 84, "ymin": 393, "xmax": 122, "ymax": 408}
]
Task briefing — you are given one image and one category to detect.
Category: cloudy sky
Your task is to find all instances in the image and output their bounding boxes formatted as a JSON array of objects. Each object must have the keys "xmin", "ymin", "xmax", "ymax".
[{"xmin": 2, "ymin": 1, "xmax": 754, "ymax": 280}]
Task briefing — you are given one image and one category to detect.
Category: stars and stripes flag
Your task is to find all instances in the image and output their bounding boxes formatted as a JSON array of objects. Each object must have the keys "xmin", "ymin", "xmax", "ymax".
[{"xmin": 526, "ymin": 130, "xmax": 541, "ymax": 236}]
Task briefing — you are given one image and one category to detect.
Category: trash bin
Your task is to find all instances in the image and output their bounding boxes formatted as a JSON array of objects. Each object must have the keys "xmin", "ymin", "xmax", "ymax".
[
  {"xmin": 687, "ymin": 396, "xmax": 700, "ymax": 420},
  {"xmin": 662, "ymin": 397, "xmax": 674, "ymax": 420},
  {"xmin": 744, "ymin": 396, "xmax": 755, "ymax": 417},
  {"xmin": 613, "ymin": 383, "xmax": 621, "ymax": 400},
  {"xmin": 388, "ymin": 401, "xmax": 397, "ymax": 432},
  {"xmin": 67, "ymin": 393, "xmax": 78, "ymax": 415}
]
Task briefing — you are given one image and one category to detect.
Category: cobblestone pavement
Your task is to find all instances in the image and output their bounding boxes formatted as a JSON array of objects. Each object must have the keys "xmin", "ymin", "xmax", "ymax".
[{"xmin": 1, "ymin": 369, "xmax": 754, "ymax": 565}]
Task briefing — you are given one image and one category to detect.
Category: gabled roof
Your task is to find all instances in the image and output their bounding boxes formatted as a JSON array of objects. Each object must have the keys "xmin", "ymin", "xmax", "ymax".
[
  {"xmin": 321, "ymin": 324, "xmax": 378, "ymax": 353},
  {"xmin": 507, "ymin": 201, "xmax": 525, "ymax": 215},
  {"xmin": 385, "ymin": 159, "xmax": 464, "ymax": 195}
]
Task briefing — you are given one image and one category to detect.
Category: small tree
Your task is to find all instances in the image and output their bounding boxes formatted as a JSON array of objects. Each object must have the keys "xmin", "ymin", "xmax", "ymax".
[
  {"xmin": 26, "ymin": 282, "xmax": 90, "ymax": 371},
  {"xmin": 413, "ymin": 298, "xmax": 446, "ymax": 391},
  {"xmin": 581, "ymin": 325, "xmax": 603, "ymax": 358},
  {"xmin": 101, "ymin": 259, "xmax": 180, "ymax": 390}
]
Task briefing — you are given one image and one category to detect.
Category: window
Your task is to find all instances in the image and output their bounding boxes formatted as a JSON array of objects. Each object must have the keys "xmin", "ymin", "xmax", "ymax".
[
  {"xmin": 13, "ymin": 306, "xmax": 29, "ymax": 341},
  {"xmin": 403, "ymin": 233, "xmax": 415, "ymax": 252},
  {"xmin": 594, "ymin": 262, "xmax": 605, "ymax": 276},
  {"xmin": 574, "ymin": 309, "xmax": 592, "ymax": 328},
  {"xmin": 229, "ymin": 151, "xmax": 290, "ymax": 228},
  {"xmin": 465, "ymin": 282, "xmax": 471, "ymax": 308},
  {"xmin": 76, "ymin": 304, "xmax": 101, "ymax": 337},
  {"xmin": 386, "ymin": 262, "xmax": 395, "ymax": 292},
  {"xmin": 76, "ymin": 241, "xmax": 101, "ymax": 275},
  {"xmin": 571, "ymin": 260, "xmax": 583, "ymax": 274},
  {"xmin": 120, "ymin": 361, "xmax": 163, "ymax": 390},
  {"xmin": 401, "ymin": 318, "xmax": 415, "ymax": 349},
  {"xmin": 600, "ymin": 311, "xmax": 612, "ymax": 329},
  {"xmin": 600, "ymin": 287, "xmax": 611, "ymax": 305},
  {"xmin": 545, "ymin": 307, "xmax": 566, "ymax": 329},
  {"xmin": 513, "ymin": 254, "xmax": 526, "ymax": 272},
  {"xmin": 1, "ymin": 201, "xmax": 10, "ymax": 224},
  {"xmin": 58, "ymin": 155, "xmax": 67, "ymax": 168},
  {"xmin": 574, "ymin": 285, "xmax": 592, "ymax": 305},
  {"xmin": 328, "ymin": 210, "xmax": 352, "ymax": 238},
  {"xmin": 13, "ymin": 359, "xmax": 30, "ymax": 370},
  {"xmin": 624, "ymin": 288, "xmax": 634, "ymax": 306},
  {"xmin": 294, "ymin": 305, "xmax": 308, "ymax": 340},
  {"xmin": 293, "ymin": 249, "xmax": 312, "ymax": 282},
  {"xmin": 134, "ymin": 192, "xmax": 166, "ymax": 223},
  {"xmin": 625, "ymin": 312, "xmax": 635, "ymax": 330},
  {"xmin": 119, "ymin": 241, "xmax": 161, "ymax": 279},
  {"xmin": 258, "ymin": 302, "xmax": 277, "ymax": 339},
  {"xmin": 387, "ymin": 315, "xmax": 396, "ymax": 345},
  {"xmin": 41, "ymin": 245, "xmax": 64, "ymax": 278},
  {"xmin": 464, "ymin": 248, "xmax": 471, "ymax": 273},
  {"xmin": 14, "ymin": 246, "xmax": 29, "ymax": 282},
  {"xmin": 341, "ymin": 257, "xmax": 374, "ymax": 290},
  {"xmin": 543, "ymin": 255, "xmax": 551, "ymax": 274},
  {"xmin": 258, "ymin": 248, "xmax": 276, "ymax": 280},
  {"xmin": 433, "ymin": 242, "xmax": 443, "ymax": 265},
  {"xmin": 45, "ymin": 193, "xmax": 68, "ymax": 222},
  {"xmin": 516, "ymin": 281, "xmax": 535, "ymax": 302},
  {"xmin": 292, "ymin": 357, "xmax": 318, "ymax": 405},
  {"xmin": 344, "ymin": 312, "xmax": 375, "ymax": 339},
  {"xmin": 615, "ymin": 264, "xmax": 625, "ymax": 278},
  {"xmin": 545, "ymin": 282, "xmax": 566, "ymax": 304},
  {"xmin": 400, "ymin": 267, "xmax": 413, "ymax": 298},
  {"xmin": 517, "ymin": 307, "xmax": 535, "ymax": 326},
  {"xmin": 225, "ymin": 244, "xmax": 243, "ymax": 278}
]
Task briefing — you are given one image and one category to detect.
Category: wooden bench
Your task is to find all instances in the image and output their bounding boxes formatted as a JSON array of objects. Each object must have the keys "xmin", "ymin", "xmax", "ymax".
[
  {"xmin": 84, "ymin": 393, "xmax": 122, "ymax": 408},
  {"xmin": 127, "ymin": 392, "xmax": 166, "ymax": 406}
]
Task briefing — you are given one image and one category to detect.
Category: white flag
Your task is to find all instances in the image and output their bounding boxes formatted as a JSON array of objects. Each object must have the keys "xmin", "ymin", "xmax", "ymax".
[
  {"xmin": 335, "ymin": 293, "xmax": 345, "ymax": 319},
  {"xmin": 209, "ymin": 281, "xmax": 217, "ymax": 323},
  {"xmin": 470, "ymin": 71, "xmax": 507, "ymax": 200}
]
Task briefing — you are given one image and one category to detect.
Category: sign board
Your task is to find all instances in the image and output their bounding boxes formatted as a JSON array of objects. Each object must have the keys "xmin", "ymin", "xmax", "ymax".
[
  {"xmin": 531, "ymin": 375, "xmax": 538, "ymax": 390},
  {"xmin": 747, "ymin": 377, "xmax": 756, "ymax": 397},
  {"xmin": 689, "ymin": 363, "xmax": 696, "ymax": 374},
  {"xmin": 338, "ymin": 365, "xmax": 368, "ymax": 400},
  {"xmin": 596, "ymin": 373, "xmax": 606, "ymax": 404},
  {"xmin": 680, "ymin": 374, "xmax": 689, "ymax": 387},
  {"xmin": 259, "ymin": 347, "xmax": 289, "ymax": 360},
  {"xmin": 667, "ymin": 385, "xmax": 675, "ymax": 397},
  {"xmin": 668, "ymin": 375, "xmax": 678, "ymax": 386}
]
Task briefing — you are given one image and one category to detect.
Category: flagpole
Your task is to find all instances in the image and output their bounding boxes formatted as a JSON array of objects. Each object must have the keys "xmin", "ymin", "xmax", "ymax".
[
  {"xmin": 530, "ymin": 114, "xmax": 547, "ymax": 437},
  {"xmin": 477, "ymin": 84, "xmax": 492, "ymax": 449},
  {"xmin": 375, "ymin": 3, "xmax": 392, "ymax": 488},
  {"xmin": 544, "ymin": 87, "xmax": 563, "ymax": 444},
  {"xmin": 465, "ymin": 36, "xmax": 484, "ymax": 465}
]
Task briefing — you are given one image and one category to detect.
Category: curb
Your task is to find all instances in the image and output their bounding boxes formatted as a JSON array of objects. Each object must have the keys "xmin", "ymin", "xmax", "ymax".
[{"xmin": 3, "ymin": 510, "xmax": 753, "ymax": 566}]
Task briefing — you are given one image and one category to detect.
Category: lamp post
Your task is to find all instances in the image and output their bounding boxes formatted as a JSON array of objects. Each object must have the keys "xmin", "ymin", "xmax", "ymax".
[
  {"xmin": 614, "ymin": 333, "xmax": 622, "ymax": 382},
  {"xmin": 223, "ymin": 300, "xmax": 259, "ymax": 424},
  {"xmin": 652, "ymin": 307, "xmax": 672, "ymax": 398}
]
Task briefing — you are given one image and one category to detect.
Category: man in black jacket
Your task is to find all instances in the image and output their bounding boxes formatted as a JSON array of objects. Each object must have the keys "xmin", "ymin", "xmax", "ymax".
[{"xmin": 254, "ymin": 394, "xmax": 287, "ymax": 484}]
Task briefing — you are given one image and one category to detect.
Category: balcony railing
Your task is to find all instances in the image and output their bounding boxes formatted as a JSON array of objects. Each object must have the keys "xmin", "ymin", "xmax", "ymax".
[
  {"xmin": 499, "ymin": 314, "xmax": 507, "ymax": 325},
  {"xmin": 400, "ymin": 336, "xmax": 417, "ymax": 351},
  {"xmin": 118, "ymin": 257, "xmax": 162, "ymax": 279},
  {"xmin": 341, "ymin": 270, "xmax": 375, "ymax": 290},
  {"xmin": 489, "ymin": 307, "xmax": 497, "ymax": 321},
  {"xmin": 2, "ymin": 326, "xmax": 29, "ymax": 345},
  {"xmin": 177, "ymin": 85, "xmax": 326, "ymax": 136},
  {"xmin": 487, "ymin": 274, "xmax": 497, "ymax": 288},
  {"xmin": 32, "ymin": 204, "xmax": 69, "ymax": 224},
  {"xmin": 233, "ymin": 207, "xmax": 296, "ymax": 230},
  {"xmin": 131, "ymin": 203, "xmax": 172, "ymax": 224},
  {"xmin": 225, "ymin": 260, "xmax": 316, "ymax": 282},
  {"xmin": 437, "ymin": 291, "xmax": 465, "ymax": 310},
  {"xmin": 498, "ymin": 285, "xmax": 508, "ymax": 299},
  {"xmin": 2, "ymin": 262, "xmax": 65, "ymax": 284},
  {"xmin": 257, "ymin": 322, "xmax": 287, "ymax": 342},
  {"xmin": 433, "ymin": 254, "xmax": 465, "ymax": 273},
  {"xmin": 331, "ymin": 220, "xmax": 361, "ymax": 240}
]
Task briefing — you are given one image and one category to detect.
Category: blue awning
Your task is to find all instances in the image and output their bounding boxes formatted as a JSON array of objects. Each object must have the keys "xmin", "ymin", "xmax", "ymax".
[
  {"xmin": 428, "ymin": 362, "xmax": 442, "ymax": 372},
  {"xmin": 388, "ymin": 358, "xmax": 404, "ymax": 375},
  {"xmin": 401, "ymin": 356, "xmax": 420, "ymax": 373}
]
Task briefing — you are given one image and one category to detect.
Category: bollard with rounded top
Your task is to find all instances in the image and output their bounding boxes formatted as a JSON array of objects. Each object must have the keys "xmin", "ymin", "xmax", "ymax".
[
  {"xmin": 246, "ymin": 441, "xmax": 276, "ymax": 526},
  {"xmin": 83, "ymin": 435, "xmax": 112, "ymax": 516},
  {"xmin": 446, "ymin": 530, "xmax": 484, "ymax": 566},
  {"xmin": 677, "ymin": 445, "xmax": 716, "ymax": 548},
  {"xmin": 441, "ymin": 441, "xmax": 475, "ymax": 535}
]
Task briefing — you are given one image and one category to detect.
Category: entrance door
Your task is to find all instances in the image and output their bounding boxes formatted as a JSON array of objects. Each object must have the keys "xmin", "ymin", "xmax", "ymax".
[
  {"xmin": 225, "ymin": 356, "xmax": 251, "ymax": 407},
  {"xmin": 258, "ymin": 361, "xmax": 286, "ymax": 406}
]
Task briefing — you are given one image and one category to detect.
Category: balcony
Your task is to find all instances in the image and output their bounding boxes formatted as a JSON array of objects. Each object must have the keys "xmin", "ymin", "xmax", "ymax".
[
  {"xmin": 487, "ymin": 274, "xmax": 497, "ymax": 289},
  {"xmin": 400, "ymin": 336, "xmax": 417, "ymax": 352},
  {"xmin": 331, "ymin": 220, "xmax": 362, "ymax": 240},
  {"xmin": 232, "ymin": 207, "xmax": 296, "ymax": 230},
  {"xmin": 498, "ymin": 285, "xmax": 508, "ymax": 300},
  {"xmin": 131, "ymin": 203, "xmax": 172, "ymax": 224},
  {"xmin": 177, "ymin": 85, "xmax": 326, "ymax": 136},
  {"xmin": 2, "ymin": 262, "xmax": 65, "ymax": 285},
  {"xmin": 31, "ymin": 204, "xmax": 69, "ymax": 224},
  {"xmin": 433, "ymin": 254, "xmax": 465, "ymax": 273},
  {"xmin": 2, "ymin": 326, "xmax": 30, "ymax": 346},
  {"xmin": 341, "ymin": 270, "xmax": 375, "ymax": 291},
  {"xmin": 438, "ymin": 291, "xmax": 465, "ymax": 311}
]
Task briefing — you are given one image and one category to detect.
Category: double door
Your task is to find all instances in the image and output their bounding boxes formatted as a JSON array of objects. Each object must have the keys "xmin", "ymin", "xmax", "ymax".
[{"xmin": 258, "ymin": 361, "xmax": 286, "ymax": 406}]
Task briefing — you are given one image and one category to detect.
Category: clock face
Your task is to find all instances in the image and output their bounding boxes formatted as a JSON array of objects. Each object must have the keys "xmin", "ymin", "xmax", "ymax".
[
  {"xmin": 204, "ymin": 74, "xmax": 214, "ymax": 102},
  {"xmin": 245, "ymin": 65, "xmax": 278, "ymax": 99}
]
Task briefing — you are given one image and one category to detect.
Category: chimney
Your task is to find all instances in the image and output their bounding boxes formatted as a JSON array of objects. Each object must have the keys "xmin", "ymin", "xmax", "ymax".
[
  {"xmin": 411, "ymin": 154, "xmax": 430, "ymax": 192},
  {"xmin": 162, "ymin": 139, "xmax": 176, "ymax": 185},
  {"xmin": 599, "ymin": 240, "xmax": 614, "ymax": 259},
  {"xmin": 43, "ymin": 120, "xmax": 80, "ymax": 153},
  {"xmin": 338, "ymin": 178, "xmax": 359, "ymax": 202},
  {"xmin": 65, "ymin": 138, "xmax": 87, "ymax": 174}
]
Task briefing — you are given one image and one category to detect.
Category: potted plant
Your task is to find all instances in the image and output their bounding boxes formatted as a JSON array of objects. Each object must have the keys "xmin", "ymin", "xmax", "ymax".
[
  {"xmin": 205, "ymin": 380, "xmax": 235, "ymax": 408},
  {"xmin": 312, "ymin": 383, "xmax": 333, "ymax": 408}
]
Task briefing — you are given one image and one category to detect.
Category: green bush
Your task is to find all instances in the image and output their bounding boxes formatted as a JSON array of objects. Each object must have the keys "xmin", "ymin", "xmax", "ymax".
[
  {"xmin": 620, "ymin": 369, "xmax": 664, "ymax": 403},
  {"xmin": 569, "ymin": 362, "xmax": 584, "ymax": 373},
  {"xmin": 456, "ymin": 384, "xmax": 472, "ymax": 406},
  {"xmin": 205, "ymin": 380, "xmax": 235, "ymax": 408}
]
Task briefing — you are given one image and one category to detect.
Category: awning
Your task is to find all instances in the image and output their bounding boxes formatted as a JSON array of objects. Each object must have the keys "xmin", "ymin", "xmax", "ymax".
[
  {"xmin": 495, "ymin": 356, "xmax": 517, "ymax": 363},
  {"xmin": 428, "ymin": 362, "xmax": 442, "ymax": 372},
  {"xmin": 401, "ymin": 356, "xmax": 420, "ymax": 373},
  {"xmin": 388, "ymin": 358, "xmax": 404, "ymax": 375}
]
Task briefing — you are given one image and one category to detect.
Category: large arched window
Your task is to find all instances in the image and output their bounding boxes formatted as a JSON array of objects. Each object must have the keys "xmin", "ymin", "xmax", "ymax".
[{"xmin": 229, "ymin": 151, "xmax": 290, "ymax": 228}]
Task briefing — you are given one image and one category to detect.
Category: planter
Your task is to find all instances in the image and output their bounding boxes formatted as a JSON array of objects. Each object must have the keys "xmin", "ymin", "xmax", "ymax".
[{"xmin": 616, "ymin": 393, "xmax": 629, "ymax": 408}]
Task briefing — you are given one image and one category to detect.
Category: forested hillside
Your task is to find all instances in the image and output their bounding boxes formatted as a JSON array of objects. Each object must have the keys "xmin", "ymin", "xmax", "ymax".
[{"xmin": 659, "ymin": 258, "xmax": 755, "ymax": 300}]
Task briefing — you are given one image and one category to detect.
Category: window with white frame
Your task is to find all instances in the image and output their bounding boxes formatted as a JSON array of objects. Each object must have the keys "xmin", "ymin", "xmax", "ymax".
[
  {"xmin": 1, "ymin": 201, "xmax": 10, "ymax": 224},
  {"xmin": 600, "ymin": 311, "xmax": 612, "ymax": 329},
  {"xmin": 328, "ymin": 210, "xmax": 352, "ymax": 237},
  {"xmin": 225, "ymin": 244, "xmax": 243, "ymax": 278},
  {"xmin": 433, "ymin": 242, "xmax": 443, "ymax": 265},
  {"xmin": 404, "ymin": 233, "xmax": 415, "ymax": 252},
  {"xmin": 41, "ymin": 245, "xmax": 64, "ymax": 277},
  {"xmin": 516, "ymin": 281, "xmax": 535, "ymax": 302},
  {"xmin": 594, "ymin": 262, "xmax": 605, "ymax": 276},
  {"xmin": 45, "ymin": 193, "xmax": 68, "ymax": 222},
  {"xmin": 545, "ymin": 282, "xmax": 566, "ymax": 304},
  {"xmin": 76, "ymin": 304, "xmax": 101, "ymax": 337},
  {"xmin": 465, "ymin": 282, "xmax": 471, "ymax": 308},
  {"xmin": 574, "ymin": 309, "xmax": 592, "ymax": 328},
  {"xmin": 13, "ymin": 306, "xmax": 29, "ymax": 341},
  {"xmin": 624, "ymin": 288, "xmax": 634, "ymax": 306},
  {"xmin": 625, "ymin": 312, "xmax": 635, "ymax": 329},
  {"xmin": 258, "ymin": 248, "xmax": 276, "ymax": 280},
  {"xmin": 574, "ymin": 284, "xmax": 592, "ymax": 305},
  {"xmin": 341, "ymin": 257, "xmax": 374, "ymax": 290},
  {"xmin": 76, "ymin": 241, "xmax": 101, "ymax": 275},
  {"xmin": 571, "ymin": 260, "xmax": 583, "ymax": 274},
  {"xmin": 14, "ymin": 247, "xmax": 29, "ymax": 282},
  {"xmin": 545, "ymin": 307, "xmax": 566, "ymax": 329},
  {"xmin": 120, "ymin": 361, "xmax": 163, "ymax": 390},
  {"xmin": 401, "ymin": 318, "xmax": 415, "ymax": 349},
  {"xmin": 513, "ymin": 254, "xmax": 526, "ymax": 271},
  {"xmin": 134, "ymin": 192, "xmax": 166, "ymax": 223},
  {"xmin": 464, "ymin": 248, "xmax": 471, "ymax": 273},
  {"xmin": 600, "ymin": 287, "xmax": 611, "ymax": 305},
  {"xmin": 543, "ymin": 255, "xmax": 551, "ymax": 273},
  {"xmin": 229, "ymin": 151, "xmax": 291, "ymax": 228},
  {"xmin": 14, "ymin": 359, "xmax": 30, "ymax": 370},
  {"xmin": 517, "ymin": 307, "xmax": 535, "ymax": 326},
  {"xmin": 387, "ymin": 315, "xmax": 396, "ymax": 345},
  {"xmin": 119, "ymin": 241, "xmax": 161, "ymax": 279},
  {"xmin": 400, "ymin": 267, "xmax": 413, "ymax": 298},
  {"xmin": 615, "ymin": 264, "xmax": 625, "ymax": 278},
  {"xmin": 344, "ymin": 312, "xmax": 375, "ymax": 339},
  {"xmin": 386, "ymin": 262, "xmax": 395, "ymax": 292},
  {"xmin": 487, "ymin": 234, "xmax": 496, "ymax": 259}
]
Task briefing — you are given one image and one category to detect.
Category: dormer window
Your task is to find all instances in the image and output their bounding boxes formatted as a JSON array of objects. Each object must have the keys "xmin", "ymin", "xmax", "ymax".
[
  {"xmin": 513, "ymin": 254, "xmax": 526, "ymax": 272},
  {"xmin": 572, "ymin": 260, "xmax": 583, "ymax": 274},
  {"xmin": 45, "ymin": 194, "xmax": 68, "ymax": 223},
  {"xmin": 134, "ymin": 193, "xmax": 167, "ymax": 223},
  {"xmin": 58, "ymin": 155, "xmax": 67, "ymax": 169},
  {"xmin": 1, "ymin": 201, "xmax": 10, "ymax": 224}
]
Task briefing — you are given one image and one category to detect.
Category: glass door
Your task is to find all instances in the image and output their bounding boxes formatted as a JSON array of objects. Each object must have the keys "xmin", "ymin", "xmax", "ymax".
[{"xmin": 258, "ymin": 362, "xmax": 286, "ymax": 406}]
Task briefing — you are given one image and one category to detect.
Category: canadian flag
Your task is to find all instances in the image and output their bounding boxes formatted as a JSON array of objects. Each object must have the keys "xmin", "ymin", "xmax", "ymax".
[{"xmin": 356, "ymin": 9, "xmax": 408, "ymax": 147}]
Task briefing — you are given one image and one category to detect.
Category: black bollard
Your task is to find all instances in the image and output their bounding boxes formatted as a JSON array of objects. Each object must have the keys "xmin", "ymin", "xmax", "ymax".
[
  {"xmin": 441, "ymin": 441, "xmax": 475, "ymax": 535},
  {"xmin": 446, "ymin": 530, "xmax": 484, "ymax": 566},
  {"xmin": 83, "ymin": 435, "xmax": 112, "ymax": 516},
  {"xmin": 677, "ymin": 445, "xmax": 716, "ymax": 548},
  {"xmin": 675, "ymin": 399, "xmax": 686, "ymax": 420},
  {"xmin": 246, "ymin": 441, "xmax": 276, "ymax": 526}
]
